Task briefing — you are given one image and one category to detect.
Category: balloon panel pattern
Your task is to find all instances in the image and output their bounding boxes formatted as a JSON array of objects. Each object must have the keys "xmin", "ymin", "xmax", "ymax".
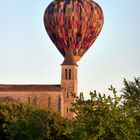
[{"xmin": 44, "ymin": 0, "xmax": 104, "ymax": 61}]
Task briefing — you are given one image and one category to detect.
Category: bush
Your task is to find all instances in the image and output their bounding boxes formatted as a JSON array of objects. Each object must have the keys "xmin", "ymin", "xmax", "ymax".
[{"xmin": 0, "ymin": 103, "xmax": 71, "ymax": 140}]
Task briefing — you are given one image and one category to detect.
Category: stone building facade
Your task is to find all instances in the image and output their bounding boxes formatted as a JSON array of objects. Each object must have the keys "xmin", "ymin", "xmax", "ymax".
[{"xmin": 0, "ymin": 48, "xmax": 78, "ymax": 119}]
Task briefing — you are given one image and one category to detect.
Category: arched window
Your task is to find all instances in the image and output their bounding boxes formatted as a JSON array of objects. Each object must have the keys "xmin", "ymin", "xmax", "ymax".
[
  {"xmin": 48, "ymin": 96, "xmax": 51, "ymax": 108},
  {"xmin": 67, "ymin": 107, "xmax": 69, "ymax": 114},
  {"xmin": 65, "ymin": 69, "xmax": 68, "ymax": 79},
  {"xmin": 32, "ymin": 97, "xmax": 37, "ymax": 106},
  {"xmin": 66, "ymin": 91, "xmax": 69, "ymax": 99},
  {"xmin": 28, "ymin": 96, "xmax": 31, "ymax": 104},
  {"xmin": 58, "ymin": 96, "xmax": 61, "ymax": 112},
  {"xmin": 69, "ymin": 69, "xmax": 71, "ymax": 79}
]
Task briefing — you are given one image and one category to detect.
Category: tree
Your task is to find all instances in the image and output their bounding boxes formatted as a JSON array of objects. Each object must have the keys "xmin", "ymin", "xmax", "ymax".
[
  {"xmin": 122, "ymin": 77, "xmax": 140, "ymax": 111},
  {"xmin": 0, "ymin": 103, "xmax": 72, "ymax": 140},
  {"xmin": 0, "ymin": 78, "xmax": 140, "ymax": 140},
  {"xmin": 71, "ymin": 86, "xmax": 139, "ymax": 140},
  {"xmin": 0, "ymin": 111, "xmax": 6, "ymax": 140},
  {"xmin": 122, "ymin": 77, "xmax": 140, "ymax": 137}
]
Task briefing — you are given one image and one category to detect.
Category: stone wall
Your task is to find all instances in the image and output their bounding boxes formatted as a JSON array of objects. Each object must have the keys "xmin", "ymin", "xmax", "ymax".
[{"xmin": 0, "ymin": 91, "xmax": 64, "ymax": 116}]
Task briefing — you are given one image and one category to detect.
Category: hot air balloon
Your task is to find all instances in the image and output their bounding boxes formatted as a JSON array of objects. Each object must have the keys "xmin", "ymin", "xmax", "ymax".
[{"xmin": 44, "ymin": 0, "xmax": 104, "ymax": 61}]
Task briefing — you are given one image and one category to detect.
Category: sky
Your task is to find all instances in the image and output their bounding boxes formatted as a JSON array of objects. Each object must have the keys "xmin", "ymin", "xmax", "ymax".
[{"xmin": 0, "ymin": 0, "xmax": 140, "ymax": 99}]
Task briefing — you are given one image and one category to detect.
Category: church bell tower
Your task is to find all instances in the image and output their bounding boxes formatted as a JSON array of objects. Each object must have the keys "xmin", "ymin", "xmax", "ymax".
[{"xmin": 61, "ymin": 48, "xmax": 78, "ymax": 119}]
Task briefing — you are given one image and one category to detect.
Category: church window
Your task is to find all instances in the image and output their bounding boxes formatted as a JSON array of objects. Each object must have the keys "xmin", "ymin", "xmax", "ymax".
[
  {"xmin": 65, "ymin": 69, "xmax": 68, "ymax": 79},
  {"xmin": 58, "ymin": 96, "xmax": 61, "ymax": 112},
  {"xmin": 67, "ymin": 107, "xmax": 69, "ymax": 113},
  {"xmin": 28, "ymin": 96, "xmax": 31, "ymax": 104},
  {"xmin": 48, "ymin": 96, "xmax": 51, "ymax": 108},
  {"xmin": 69, "ymin": 69, "xmax": 71, "ymax": 79},
  {"xmin": 32, "ymin": 97, "xmax": 37, "ymax": 106},
  {"xmin": 66, "ymin": 91, "xmax": 69, "ymax": 99}
]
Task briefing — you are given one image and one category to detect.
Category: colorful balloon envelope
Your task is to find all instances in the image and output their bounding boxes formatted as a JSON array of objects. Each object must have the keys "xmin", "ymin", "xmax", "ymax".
[{"xmin": 44, "ymin": 0, "xmax": 104, "ymax": 61}]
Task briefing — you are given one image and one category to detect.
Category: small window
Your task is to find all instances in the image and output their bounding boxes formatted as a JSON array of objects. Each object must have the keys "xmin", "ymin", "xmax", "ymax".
[
  {"xmin": 58, "ymin": 96, "xmax": 61, "ymax": 112},
  {"xmin": 48, "ymin": 97, "xmax": 51, "ymax": 108},
  {"xmin": 66, "ymin": 91, "xmax": 69, "ymax": 99},
  {"xmin": 32, "ymin": 97, "xmax": 37, "ymax": 106},
  {"xmin": 67, "ymin": 107, "xmax": 69, "ymax": 113},
  {"xmin": 69, "ymin": 69, "xmax": 71, "ymax": 79},
  {"xmin": 28, "ymin": 97, "xmax": 31, "ymax": 104},
  {"xmin": 65, "ymin": 69, "xmax": 68, "ymax": 79}
]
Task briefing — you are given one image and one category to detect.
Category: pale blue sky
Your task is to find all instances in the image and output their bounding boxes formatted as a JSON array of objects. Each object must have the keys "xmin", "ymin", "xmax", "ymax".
[{"xmin": 0, "ymin": 0, "xmax": 140, "ymax": 98}]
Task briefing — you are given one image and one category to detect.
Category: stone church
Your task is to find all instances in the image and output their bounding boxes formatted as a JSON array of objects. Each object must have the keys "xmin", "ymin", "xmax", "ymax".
[{"xmin": 0, "ymin": 48, "xmax": 78, "ymax": 119}]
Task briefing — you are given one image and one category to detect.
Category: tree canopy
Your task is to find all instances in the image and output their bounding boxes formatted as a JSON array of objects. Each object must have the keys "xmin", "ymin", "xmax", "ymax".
[
  {"xmin": 0, "ymin": 103, "xmax": 71, "ymax": 140},
  {"xmin": 71, "ymin": 85, "xmax": 139, "ymax": 140},
  {"xmin": 0, "ymin": 78, "xmax": 140, "ymax": 140},
  {"xmin": 122, "ymin": 77, "xmax": 140, "ymax": 111}
]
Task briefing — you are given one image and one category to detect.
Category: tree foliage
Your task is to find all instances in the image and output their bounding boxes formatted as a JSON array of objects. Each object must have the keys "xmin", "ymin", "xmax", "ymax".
[
  {"xmin": 122, "ymin": 77, "xmax": 140, "ymax": 110},
  {"xmin": 0, "ymin": 78, "xmax": 140, "ymax": 140},
  {"xmin": 71, "ymin": 85, "xmax": 139, "ymax": 140},
  {"xmin": 122, "ymin": 77, "xmax": 140, "ymax": 138},
  {"xmin": 0, "ymin": 103, "xmax": 71, "ymax": 140}
]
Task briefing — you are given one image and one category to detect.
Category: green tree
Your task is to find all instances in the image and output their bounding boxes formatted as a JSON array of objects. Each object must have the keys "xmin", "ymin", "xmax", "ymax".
[
  {"xmin": 0, "ymin": 111, "xmax": 6, "ymax": 140},
  {"xmin": 0, "ymin": 78, "xmax": 140, "ymax": 140},
  {"xmin": 71, "ymin": 86, "xmax": 139, "ymax": 140},
  {"xmin": 122, "ymin": 77, "xmax": 140, "ymax": 111},
  {"xmin": 0, "ymin": 103, "xmax": 72, "ymax": 140},
  {"xmin": 122, "ymin": 77, "xmax": 140, "ymax": 137}
]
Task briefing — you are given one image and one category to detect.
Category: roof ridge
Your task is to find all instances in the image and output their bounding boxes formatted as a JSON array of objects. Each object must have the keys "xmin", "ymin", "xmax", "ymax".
[{"xmin": 0, "ymin": 85, "xmax": 62, "ymax": 92}]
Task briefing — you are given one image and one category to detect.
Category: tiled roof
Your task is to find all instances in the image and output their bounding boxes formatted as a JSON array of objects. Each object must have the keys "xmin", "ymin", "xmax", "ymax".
[
  {"xmin": 79, "ymin": 100, "xmax": 100, "ymax": 107},
  {"xmin": 62, "ymin": 48, "xmax": 77, "ymax": 65},
  {"xmin": 0, "ymin": 84, "xmax": 62, "ymax": 92}
]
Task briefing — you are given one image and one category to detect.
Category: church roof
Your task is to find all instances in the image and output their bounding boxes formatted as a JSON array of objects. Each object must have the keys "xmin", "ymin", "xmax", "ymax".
[
  {"xmin": 0, "ymin": 84, "xmax": 62, "ymax": 92},
  {"xmin": 62, "ymin": 48, "xmax": 77, "ymax": 65}
]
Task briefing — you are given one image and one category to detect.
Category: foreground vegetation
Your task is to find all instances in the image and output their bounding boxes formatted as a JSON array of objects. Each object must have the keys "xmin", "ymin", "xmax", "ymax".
[{"xmin": 0, "ymin": 78, "xmax": 140, "ymax": 140}]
